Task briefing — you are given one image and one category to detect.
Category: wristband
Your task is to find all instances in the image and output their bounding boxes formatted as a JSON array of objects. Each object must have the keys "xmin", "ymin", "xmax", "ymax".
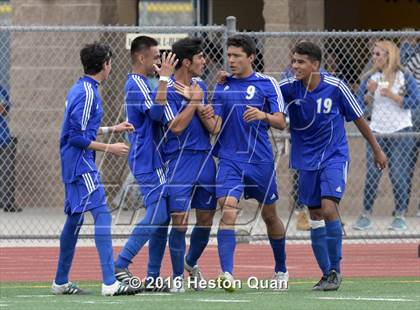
[
  {"xmin": 159, "ymin": 76, "xmax": 169, "ymax": 82},
  {"xmin": 102, "ymin": 127, "xmax": 110, "ymax": 135}
]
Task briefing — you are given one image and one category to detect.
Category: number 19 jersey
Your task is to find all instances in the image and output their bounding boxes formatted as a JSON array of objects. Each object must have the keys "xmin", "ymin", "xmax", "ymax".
[{"xmin": 279, "ymin": 73, "xmax": 364, "ymax": 171}]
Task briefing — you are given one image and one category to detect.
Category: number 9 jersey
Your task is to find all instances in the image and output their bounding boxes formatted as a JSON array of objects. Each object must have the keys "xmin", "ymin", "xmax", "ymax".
[{"xmin": 279, "ymin": 73, "xmax": 364, "ymax": 171}]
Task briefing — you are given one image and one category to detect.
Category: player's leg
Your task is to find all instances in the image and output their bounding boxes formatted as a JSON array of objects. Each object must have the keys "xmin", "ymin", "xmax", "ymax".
[
  {"xmin": 215, "ymin": 159, "xmax": 244, "ymax": 292},
  {"xmin": 52, "ymin": 178, "xmax": 88, "ymax": 295},
  {"xmin": 246, "ymin": 162, "xmax": 288, "ymax": 290},
  {"xmin": 115, "ymin": 170, "xmax": 169, "ymax": 273},
  {"xmin": 319, "ymin": 162, "xmax": 349, "ymax": 291},
  {"xmin": 52, "ymin": 211, "xmax": 85, "ymax": 294},
  {"xmin": 185, "ymin": 186, "xmax": 216, "ymax": 291},
  {"xmin": 168, "ymin": 210, "xmax": 188, "ymax": 292},
  {"xmin": 300, "ymin": 170, "xmax": 331, "ymax": 290},
  {"xmin": 185, "ymin": 154, "xmax": 217, "ymax": 286},
  {"xmin": 145, "ymin": 221, "xmax": 169, "ymax": 291}
]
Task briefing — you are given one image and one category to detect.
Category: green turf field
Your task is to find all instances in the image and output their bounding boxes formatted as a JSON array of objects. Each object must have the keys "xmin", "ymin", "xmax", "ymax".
[{"xmin": 1, "ymin": 278, "xmax": 419, "ymax": 310}]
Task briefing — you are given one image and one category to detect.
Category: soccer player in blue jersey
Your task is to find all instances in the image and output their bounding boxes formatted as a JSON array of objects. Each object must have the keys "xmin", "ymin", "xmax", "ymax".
[
  {"xmin": 52, "ymin": 42, "xmax": 140, "ymax": 296},
  {"xmin": 212, "ymin": 34, "xmax": 288, "ymax": 291},
  {"xmin": 279, "ymin": 41, "xmax": 387, "ymax": 291},
  {"xmin": 113, "ymin": 36, "xmax": 178, "ymax": 290},
  {"xmin": 160, "ymin": 37, "xmax": 220, "ymax": 292}
]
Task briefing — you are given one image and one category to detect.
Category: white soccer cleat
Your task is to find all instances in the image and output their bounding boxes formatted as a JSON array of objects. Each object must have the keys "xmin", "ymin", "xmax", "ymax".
[
  {"xmin": 169, "ymin": 276, "xmax": 185, "ymax": 293},
  {"xmin": 217, "ymin": 271, "xmax": 236, "ymax": 292},
  {"xmin": 51, "ymin": 281, "xmax": 85, "ymax": 295},
  {"xmin": 272, "ymin": 271, "xmax": 289, "ymax": 291},
  {"xmin": 101, "ymin": 280, "xmax": 142, "ymax": 296},
  {"xmin": 184, "ymin": 258, "xmax": 206, "ymax": 291}
]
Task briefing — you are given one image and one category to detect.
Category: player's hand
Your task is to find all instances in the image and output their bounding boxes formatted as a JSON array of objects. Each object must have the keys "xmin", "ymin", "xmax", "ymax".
[
  {"xmin": 190, "ymin": 80, "xmax": 204, "ymax": 101},
  {"xmin": 107, "ymin": 143, "xmax": 129, "ymax": 157},
  {"xmin": 111, "ymin": 121, "xmax": 134, "ymax": 133},
  {"xmin": 373, "ymin": 149, "xmax": 387, "ymax": 170},
  {"xmin": 243, "ymin": 105, "xmax": 266, "ymax": 122},
  {"xmin": 367, "ymin": 79, "xmax": 378, "ymax": 93},
  {"xmin": 216, "ymin": 70, "xmax": 230, "ymax": 84},
  {"xmin": 154, "ymin": 51, "xmax": 178, "ymax": 77},
  {"xmin": 174, "ymin": 80, "xmax": 203, "ymax": 102},
  {"xmin": 197, "ymin": 104, "xmax": 214, "ymax": 119}
]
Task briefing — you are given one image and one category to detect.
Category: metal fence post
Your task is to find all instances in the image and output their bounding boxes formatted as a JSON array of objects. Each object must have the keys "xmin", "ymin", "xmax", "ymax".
[{"xmin": 223, "ymin": 16, "xmax": 237, "ymax": 70}]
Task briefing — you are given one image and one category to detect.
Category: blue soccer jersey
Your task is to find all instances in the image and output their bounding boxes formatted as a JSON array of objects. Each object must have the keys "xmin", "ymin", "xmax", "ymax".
[
  {"xmin": 212, "ymin": 72, "xmax": 285, "ymax": 163},
  {"xmin": 60, "ymin": 76, "xmax": 102, "ymax": 183},
  {"xmin": 162, "ymin": 76, "xmax": 212, "ymax": 158},
  {"xmin": 125, "ymin": 73, "xmax": 171, "ymax": 175},
  {"xmin": 279, "ymin": 73, "xmax": 364, "ymax": 170}
]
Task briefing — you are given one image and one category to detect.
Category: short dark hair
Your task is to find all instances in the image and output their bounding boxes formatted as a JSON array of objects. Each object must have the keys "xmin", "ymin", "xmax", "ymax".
[
  {"xmin": 80, "ymin": 42, "xmax": 112, "ymax": 75},
  {"xmin": 227, "ymin": 34, "xmax": 256, "ymax": 56},
  {"xmin": 130, "ymin": 36, "xmax": 159, "ymax": 59},
  {"xmin": 292, "ymin": 41, "xmax": 322, "ymax": 63},
  {"xmin": 172, "ymin": 37, "xmax": 203, "ymax": 70}
]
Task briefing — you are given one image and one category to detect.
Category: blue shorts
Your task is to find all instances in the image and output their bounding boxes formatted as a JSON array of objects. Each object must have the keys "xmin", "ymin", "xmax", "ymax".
[
  {"xmin": 165, "ymin": 151, "xmax": 217, "ymax": 213},
  {"xmin": 216, "ymin": 158, "xmax": 279, "ymax": 205},
  {"xmin": 298, "ymin": 161, "xmax": 348, "ymax": 207},
  {"xmin": 64, "ymin": 172, "xmax": 107, "ymax": 214},
  {"xmin": 134, "ymin": 167, "xmax": 167, "ymax": 208}
]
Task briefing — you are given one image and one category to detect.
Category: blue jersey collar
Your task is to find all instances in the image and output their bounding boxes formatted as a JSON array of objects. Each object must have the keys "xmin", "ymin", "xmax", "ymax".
[{"xmin": 81, "ymin": 76, "xmax": 100, "ymax": 88}]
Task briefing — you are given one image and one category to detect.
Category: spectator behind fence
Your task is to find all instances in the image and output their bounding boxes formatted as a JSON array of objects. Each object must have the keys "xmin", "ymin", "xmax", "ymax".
[
  {"xmin": 405, "ymin": 49, "xmax": 420, "ymax": 217},
  {"xmin": 353, "ymin": 40, "xmax": 419, "ymax": 231},
  {"xmin": 0, "ymin": 85, "xmax": 20, "ymax": 212}
]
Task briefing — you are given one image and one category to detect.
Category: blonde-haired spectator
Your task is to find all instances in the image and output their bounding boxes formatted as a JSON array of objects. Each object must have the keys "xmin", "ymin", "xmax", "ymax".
[{"xmin": 354, "ymin": 40, "xmax": 419, "ymax": 231}]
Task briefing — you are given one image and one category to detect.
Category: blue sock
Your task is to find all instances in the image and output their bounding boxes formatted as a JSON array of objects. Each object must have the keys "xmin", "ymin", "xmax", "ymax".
[
  {"xmin": 116, "ymin": 200, "xmax": 168, "ymax": 269},
  {"xmin": 217, "ymin": 229, "xmax": 236, "ymax": 274},
  {"xmin": 325, "ymin": 220, "xmax": 342, "ymax": 273},
  {"xmin": 55, "ymin": 213, "xmax": 84, "ymax": 285},
  {"xmin": 186, "ymin": 226, "xmax": 211, "ymax": 267},
  {"xmin": 147, "ymin": 224, "xmax": 169, "ymax": 280},
  {"xmin": 169, "ymin": 228, "xmax": 186, "ymax": 278},
  {"xmin": 269, "ymin": 237, "xmax": 287, "ymax": 273},
  {"xmin": 310, "ymin": 226, "xmax": 331, "ymax": 277},
  {"xmin": 91, "ymin": 205, "xmax": 116, "ymax": 285}
]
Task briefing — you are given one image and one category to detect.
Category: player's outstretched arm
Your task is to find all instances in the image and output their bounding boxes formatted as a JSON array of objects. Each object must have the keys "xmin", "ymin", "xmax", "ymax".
[
  {"xmin": 354, "ymin": 117, "xmax": 387, "ymax": 170},
  {"xmin": 98, "ymin": 121, "xmax": 134, "ymax": 135},
  {"xmin": 88, "ymin": 141, "xmax": 129, "ymax": 157}
]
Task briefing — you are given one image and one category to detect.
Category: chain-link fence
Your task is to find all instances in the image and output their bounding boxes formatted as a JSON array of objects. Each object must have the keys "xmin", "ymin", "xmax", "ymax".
[{"xmin": 0, "ymin": 18, "xmax": 418, "ymax": 241}]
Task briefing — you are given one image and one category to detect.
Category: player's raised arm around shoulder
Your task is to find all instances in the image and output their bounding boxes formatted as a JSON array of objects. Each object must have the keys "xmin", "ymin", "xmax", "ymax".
[{"xmin": 262, "ymin": 76, "xmax": 286, "ymax": 130}]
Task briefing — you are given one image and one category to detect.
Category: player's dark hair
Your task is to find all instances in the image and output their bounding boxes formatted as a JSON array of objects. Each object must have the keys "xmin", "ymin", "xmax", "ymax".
[
  {"xmin": 227, "ymin": 34, "xmax": 256, "ymax": 56},
  {"xmin": 80, "ymin": 42, "xmax": 112, "ymax": 75},
  {"xmin": 292, "ymin": 41, "xmax": 322, "ymax": 63},
  {"xmin": 172, "ymin": 37, "xmax": 203, "ymax": 70},
  {"xmin": 130, "ymin": 36, "xmax": 158, "ymax": 63}
]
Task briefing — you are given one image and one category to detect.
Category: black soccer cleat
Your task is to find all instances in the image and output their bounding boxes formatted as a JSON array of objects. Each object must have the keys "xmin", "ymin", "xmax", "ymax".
[{"xmin": 324, "ymin": 269, "xmax": 342, "ymax": 291}]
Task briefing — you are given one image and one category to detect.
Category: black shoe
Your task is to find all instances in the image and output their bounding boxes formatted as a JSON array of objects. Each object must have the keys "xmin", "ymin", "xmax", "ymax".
[
  {"xmin": 144, "ymin": 278, "xmax": 170, "ymax": 293},
  {"xmin": 324, "ymin": 269, "xmax": 342, "ymax": 291},
  {"xmin": 114, "ymin": 266, "xmax": 134, "ymax": 284},
  {"xmin": 312, "ymin": 276, "xmax": 328, "ymax": 291}
]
